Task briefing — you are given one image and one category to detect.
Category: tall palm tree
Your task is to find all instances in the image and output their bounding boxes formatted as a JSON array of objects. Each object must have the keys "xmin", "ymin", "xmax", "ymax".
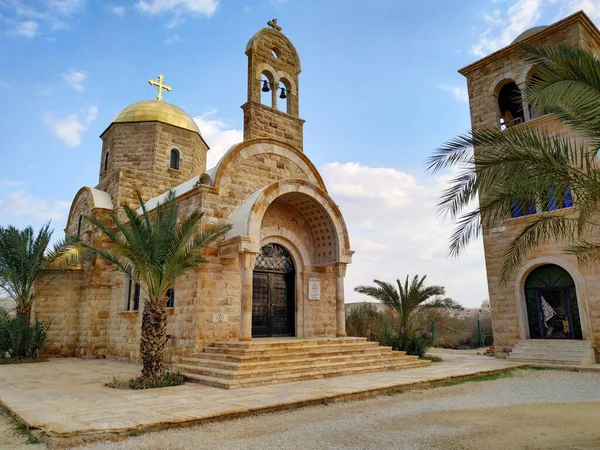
[
  {"xmin": 84, "ymin": 191, "xmax": 232, "ymax": 380},
  {"xmin": 354, "ymin": 275, "xmax": 452, "ymax": 332},
  {"xmin": 0, "ymin": 223, "xmax": 78, "ymax": 322},
  {"xmin": 428, "ymin": 43, "xmax": 600, "ymax": 280}
]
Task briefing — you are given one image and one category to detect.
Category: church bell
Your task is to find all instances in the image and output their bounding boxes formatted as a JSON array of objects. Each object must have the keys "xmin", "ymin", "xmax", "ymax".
[
  {"xmin": 261, "ymin": 80, "xmax": 270, "ymax": 92},
  {"xmin": 279, "ymin": 87, "xmax": 287, "ymax": 99}
]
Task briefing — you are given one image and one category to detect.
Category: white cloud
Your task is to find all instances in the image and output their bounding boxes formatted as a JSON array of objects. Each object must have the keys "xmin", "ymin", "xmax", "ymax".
[
  {"xmin": 320, "ymin": 162, "xmax": 488, "ymax": 308},
  {"xmin": 557, "ymin": 0, "xmax": 600, "ymax": 20},
  {"xmin": 2, "ymin": 0, "xmax": 85, "ymax": 37},
  {"xmin": 44, "ymin": 106, "xmax": 98, "ymax": 148},
  {"xmin": 8, "ymin": 20, "xmax": 39, "ymax": 38},
  {"xmin": 135, "ymin": 0, "xmax": 218, "ymax": 17},
  {"xmin": 62, "ymin": 70, "xmax": 86, "ymax": 91},
  {"xmin": 471, "ymin": 0, "xmax": 543, "ymax": 57},
  {"xmin": 193, "ymin": 110, "xmax": 243, "ymax": 168},
  {"xmin": 439, "ymin": 84, "xmax": 469, "ymax": 103},
  {"xmin": 108, "ymin": 5, "xmax": 126, "ymax": 17},
  {"xmin": 164, "ymin": 33, "xmax": 182, "ymax": 44},
  {"xmin": 0, "ymin": 190, "xmax": 70, "ymax": 223}
]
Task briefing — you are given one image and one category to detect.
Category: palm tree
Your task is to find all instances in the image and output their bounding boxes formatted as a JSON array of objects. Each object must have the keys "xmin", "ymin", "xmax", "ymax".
[
  {"xmin": 84, "ymin": 191, "xmax": 232, "ymax": 380},
  {"xmin": 354, "ymin": 275, "xmax": 453, "ymax": 332},
  {"xmin": 428, "ymin": 43, "xmax": 600, "ymax": 280},
  {"xmin": 0, "ymin": 223, "xmax": 78, "ymax": 322}
]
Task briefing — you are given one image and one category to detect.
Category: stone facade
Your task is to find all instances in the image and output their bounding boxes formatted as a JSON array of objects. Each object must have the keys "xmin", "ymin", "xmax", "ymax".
[
  {"xmin": 35, "ymin": 21, "xmax": 353, "ymax": 364},
  {"xmin": 460, "ymin": 11, "xmax": 600, "ymax": 360}
]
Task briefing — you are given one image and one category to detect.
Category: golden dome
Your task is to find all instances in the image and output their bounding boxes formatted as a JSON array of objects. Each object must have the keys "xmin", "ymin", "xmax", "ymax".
[{"xmin": 111, "ymin": 100, "xmax": 201, "ymax": 135}]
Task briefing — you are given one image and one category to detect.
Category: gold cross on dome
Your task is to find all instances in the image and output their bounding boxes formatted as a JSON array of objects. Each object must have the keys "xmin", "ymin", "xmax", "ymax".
[
  {"xmin": 267, "ymin": 18, "xmax": 282, "ymax": 31},
  {"xmin": 148, "ymin": 74, "xmax": 172, "ymax": 101}
]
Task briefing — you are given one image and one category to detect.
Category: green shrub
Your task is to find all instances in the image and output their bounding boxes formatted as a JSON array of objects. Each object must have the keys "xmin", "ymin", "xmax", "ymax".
[
  {"xmin": 106, "ymin": 371, "xmax": 186, "ymax": 390},
  {"xmin": 381, "ymin": 330, "xmax": 431, "ymax": 358},
  {"xmin": 0, "ymin": 310, "xmax": 50, "ymax": 360},
  {"xmin": 346, "ymin": 303, "xmax": 386, "ymax": 342}
]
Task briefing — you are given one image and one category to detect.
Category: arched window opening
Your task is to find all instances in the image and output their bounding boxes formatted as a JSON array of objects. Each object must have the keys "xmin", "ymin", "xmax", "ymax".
[
  {"xmin": 527, "ymin": 71, "xmax": 547, "ymax": 120},
  {"xmin": 524, "ymin": 264, "xmax": 582, "ymax": 340},
  {"xmin": 166, "ymin": 288, "xmax": 175, "ymax": 308},
  {"xmin": 77, "ymin": 214, "xmax": 83, "ymax": 237},
  {"xmin": 132, "ymin": 281, "xmax": 141, "ymax": 311},
  {"xmin": 271, "ymin": 48, "xmax": 279, "ymax": 59},
  {"xmin": 260, "ymin": 71, "xmax": 275, "ymax": 107},
  {"xmin": 103, "ymin": 151, "xmax": 109, "ymax": 172},
  {"xmin": 497, "ymin": 81, "xmax": 524, "ymax": 130},
  {"xmin": 278, "ymin": 78, "xmax": 291, "ymax": 114},
  {"xmin": 170, "ymin": 148, "xmax": 180, "ymax": 170}
]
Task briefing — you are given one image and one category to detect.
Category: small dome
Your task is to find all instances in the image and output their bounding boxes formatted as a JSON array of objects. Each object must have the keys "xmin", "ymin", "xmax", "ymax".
[
  {"xmin": 512, "ymin": 25, "xmax": 548, "ymax": 44},
  {"xmin": 112, "ymin": 100, "xmax": 201, "ymax": 135}
]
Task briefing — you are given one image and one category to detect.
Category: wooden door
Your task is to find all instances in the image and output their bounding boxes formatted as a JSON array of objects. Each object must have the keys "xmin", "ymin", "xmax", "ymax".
[{"xmin": 252, "ymin": 271, "xmax": 294, "ymax": 337}]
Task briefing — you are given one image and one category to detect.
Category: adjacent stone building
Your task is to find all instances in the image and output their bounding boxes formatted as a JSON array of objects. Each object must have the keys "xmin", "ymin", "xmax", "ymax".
[
  {"xmin": 460, "ymin": 11, "xmax": 600, "ymax": 363},
  {"xmin": 35, "ymin": 20, "xmax": 355, "ymax": 363}
]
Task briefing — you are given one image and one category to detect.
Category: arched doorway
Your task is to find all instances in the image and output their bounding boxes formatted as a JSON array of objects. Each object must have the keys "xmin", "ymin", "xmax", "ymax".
[
  {"xmin": 525, "ymin": 264, "xmax": 582, "ymax": 339},
  {"xmin": 252, "ymin": 243, "xmax": 295, "ymax": 337}
]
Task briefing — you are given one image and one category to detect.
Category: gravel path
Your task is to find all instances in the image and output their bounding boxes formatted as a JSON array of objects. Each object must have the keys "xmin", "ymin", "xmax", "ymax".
[{"xmin": 2, "ymin": 369, "xmax": 599, "ymax": 449}]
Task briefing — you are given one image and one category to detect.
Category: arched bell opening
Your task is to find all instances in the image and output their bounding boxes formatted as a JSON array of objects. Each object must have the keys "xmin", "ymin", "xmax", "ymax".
[
  {"xmin": 524, "ymin": 264, "xmax": 583, "ymax": 340},
  {"xmin": 252, "ymin": 243, "xmax": 296, "ymax": 337},
  {"xmin": 496, "ymin": 80, "xmax": 525, "ymax": 130}
]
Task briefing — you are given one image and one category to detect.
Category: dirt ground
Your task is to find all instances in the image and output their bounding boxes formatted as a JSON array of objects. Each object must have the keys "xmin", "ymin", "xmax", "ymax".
[{"xmin": 2, "ymin": 368, "xmax": 599, "ymax": 449}]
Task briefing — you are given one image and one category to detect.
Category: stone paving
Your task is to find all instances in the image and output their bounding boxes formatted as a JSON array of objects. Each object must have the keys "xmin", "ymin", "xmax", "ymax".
[{"xmin": 0, "ymin": 353, "xmax": 522, "ymax": 444}]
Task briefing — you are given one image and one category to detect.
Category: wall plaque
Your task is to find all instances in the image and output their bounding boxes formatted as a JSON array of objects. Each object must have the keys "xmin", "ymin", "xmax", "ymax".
[
  {"xmin": 212, "ymin": 313, "xmax": 228, "ymax": 323},
  {"xmin": 308, "ymin": 278, "xmax": 321, "ymax": 300}
]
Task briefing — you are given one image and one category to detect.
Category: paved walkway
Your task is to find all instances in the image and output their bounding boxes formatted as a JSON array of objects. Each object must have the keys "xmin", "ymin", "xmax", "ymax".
[{"xmin": 0, "ymin": 353, "xmax": 522, "ymax": 445}]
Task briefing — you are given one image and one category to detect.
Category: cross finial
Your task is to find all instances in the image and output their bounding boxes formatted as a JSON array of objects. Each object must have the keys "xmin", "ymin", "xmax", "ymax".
[
  {"xmin": 267, "ymin": 18, "xmax": 282, "ymax": 31},
  {"xmin": 148, "ymin": 74, "xmax": 172, "ymax": 101}
]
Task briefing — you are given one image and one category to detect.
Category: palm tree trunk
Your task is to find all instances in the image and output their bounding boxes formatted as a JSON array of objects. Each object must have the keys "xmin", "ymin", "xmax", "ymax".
[
  {"xmin": 140, "ymin": 300, "xmax": 167, "ymax": 379},
  {"xmin": 16, "ymin": 307, "xmax": 31, "ymax": 323}
]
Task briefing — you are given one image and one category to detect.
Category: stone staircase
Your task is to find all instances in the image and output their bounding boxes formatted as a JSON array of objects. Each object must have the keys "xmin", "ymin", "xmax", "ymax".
[
  {"xmin": 174, "ymin": 337, "xmax": 430, "ymax": 389},
  {"xmin": 507, "ymin": 339, "xmax": 596, "ymax": 366}
]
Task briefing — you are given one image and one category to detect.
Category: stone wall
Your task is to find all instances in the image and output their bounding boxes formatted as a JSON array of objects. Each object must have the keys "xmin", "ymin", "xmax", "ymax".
[
  {"xmin": 462, "ymin": 14, "xmax": 600, "ymax": 359},
  {"xmin": 34, "ymin": 270, "xmax": 83, "ymax": 356}
]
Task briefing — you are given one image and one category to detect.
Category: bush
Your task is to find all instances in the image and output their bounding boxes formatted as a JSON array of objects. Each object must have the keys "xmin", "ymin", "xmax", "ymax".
[
  {"xmin": 346, "ymin": 303, "xmax": 386, "ymax": 342},
  {"xmin": 107, "ymin": 371, "xmax": 186, "ymax": 390},
  {"xmin": 381, "ymin": 330, "xmax": 431, "ymax": 358},
  {"xmin": 0, "ymin": 309, "xmax": 50, "ymax": 360}
]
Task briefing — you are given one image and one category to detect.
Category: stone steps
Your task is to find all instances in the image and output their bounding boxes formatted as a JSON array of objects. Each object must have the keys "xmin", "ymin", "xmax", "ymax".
[
  {"xmin": 197, "ymin": 345, "xmax": 393, "ymax": 363},
  {"xmin": 507, "ymin": 339, "xmax": 596, "ymax": 366},
  {"xmin": 175, "ymin": 337, "xmax": 430, "ymax": 389},
  {"xmin": 179, "ymin": 350, "xmax": 404, "ymax": 371},
  {"xmin": 180, "ymin": 359, "xmax": 430, "ymax": 389}
]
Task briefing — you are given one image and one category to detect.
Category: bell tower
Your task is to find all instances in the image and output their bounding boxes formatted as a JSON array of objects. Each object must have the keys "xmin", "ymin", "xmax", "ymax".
[{"xmin": 242, "ymin": 19, "xmax": 305, "ymax": 151}]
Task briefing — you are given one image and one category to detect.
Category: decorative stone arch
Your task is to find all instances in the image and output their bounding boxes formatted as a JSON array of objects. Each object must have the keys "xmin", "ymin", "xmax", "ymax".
[
  {"xmin": 224, "ymin": 179, "xmax": 353, "ymax": 341},
  {"xmin": 227, "ymin": 179, "xmax": 351, "ymax": 262},
  {"xmin": 514, "ymin": 256, "xmax": 592, "ymax": 341},
  {"xmin": 199, "ymin": 138, "xmax": 327, "ymax": 192},
  {"xmin": 65, "ymin": 187, "xmax": 113, "ymax": 235}
]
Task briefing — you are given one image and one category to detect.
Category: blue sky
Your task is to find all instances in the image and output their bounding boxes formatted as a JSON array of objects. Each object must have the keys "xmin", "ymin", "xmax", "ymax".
[{"xmin": 0, "ymin": 0, "xmax": 598, "ymax": 307}]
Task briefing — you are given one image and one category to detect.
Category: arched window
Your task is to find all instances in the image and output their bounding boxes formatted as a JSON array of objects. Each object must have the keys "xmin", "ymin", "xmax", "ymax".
[
  {"xmin": 497, "ymin": 81, "xmax": 524, "ymax": 130},
  {"xmin": 123, "ymin": 273, "xmax": 141, "ymax": 311},
  {"xmin": 278, "ymin": 78, "xmax": 291, "ymax": 114},
  {"xmin": 77, "ymin": 214, "xmax": 83, "ymax": 237},
  {"xmin": 103, "ymin": 151, "xmax": 109, "ymax": 172},
  {"xmin": 170, "ymin": 148, "xmax": 180, "ymax": 170},
  {"xmin": 260, "ymin": 71, "xmax": 275, "ymax": 107}
]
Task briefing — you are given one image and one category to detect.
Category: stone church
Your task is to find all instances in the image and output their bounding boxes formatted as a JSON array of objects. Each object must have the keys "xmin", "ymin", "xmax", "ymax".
[
  {"xmin": 36, "ymin": 20, "xmax": 426, "ymax": 386},
  {"xmin": 460, "ymin": 11, "xmax": 599, "ymax": 365}
]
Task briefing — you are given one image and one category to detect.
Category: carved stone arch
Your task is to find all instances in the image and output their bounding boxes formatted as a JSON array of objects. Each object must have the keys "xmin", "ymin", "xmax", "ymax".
[
  {"xmin": 246, "ymin": 27, "xmax": 302, "ymax": 72},
  {"xmin": 260, "ymin": 226, "xmax": 310, "ymax": 272},
  {"xmin": 514, "ymin": 256, "xmax": 592, "ymax": 341},
  {"xmin": 226, "ymin": 179, "xmax": 352, "ymax": 265},
  {"xmin": 200, "ymin": 138, "xmax": 327, "ymax": 192},
  {"xmin": 65, "ymin": 187, "xmax": 113, "ymax": 235}
]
